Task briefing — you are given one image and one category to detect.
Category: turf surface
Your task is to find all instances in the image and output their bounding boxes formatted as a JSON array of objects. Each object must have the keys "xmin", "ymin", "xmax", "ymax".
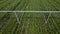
[
  {"xmin": 0, "ymin": 12, "xmax": 60, "ymax": 34},
  {"xmin": 0, "ymin": 0, "xmax": 60, "ymax": 10}
]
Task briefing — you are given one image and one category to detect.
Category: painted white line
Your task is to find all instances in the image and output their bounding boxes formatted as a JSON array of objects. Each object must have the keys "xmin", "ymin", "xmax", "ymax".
[
  {"xmin": 19, "ymin": 12, "xmax": 24, "ymax": 23},
  {"xmin": 43, "ymin": 13, "xmax": 51, "ymax": 24},
  {"xmin": 14, "ymin": 12, "xmax": 24, "ymax": 24},
  {"xmin": 0, "ymin": 11, "xmax": 60, "ymax": 13},
  {"xmin": 14, "ymin": 12, "xmax": 20, "ymax": 24},
  {"xmin": 43, "ymin": 13, "xmax": 52, "ymax": 29},
  {"xmin": 43, "ymin": 14, "xmax": 46, "ymax": 23},
  {"xmin": 46, "ymin": 13, "xmax": 51, "ymax": 23}
]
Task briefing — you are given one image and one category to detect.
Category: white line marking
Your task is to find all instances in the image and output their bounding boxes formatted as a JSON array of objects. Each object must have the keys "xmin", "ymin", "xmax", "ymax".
[
  {"xmin": 14, "ymin": 12, "xmax": 24, "ymax": 24},
  {"xmin": 14, "ymin": 12, "xmax": 20, "ymax": 24},
  {"xmin": 46, "ymin": 13, "xmax": 51, "ymax": 23},
  {"xmin": 43, "ymin": 12, "xmax": 51, "ymax": 24},
  {"xmin": 43, "ymin": 13, "xmax": 52, "ymax": 29},
  {"xmin": 19, "ymin": 12, "xmax": 24, "ymax": 23},
  {"xmin": 0, "ymin": 11, "xmax": 60, "ymax": 13}
]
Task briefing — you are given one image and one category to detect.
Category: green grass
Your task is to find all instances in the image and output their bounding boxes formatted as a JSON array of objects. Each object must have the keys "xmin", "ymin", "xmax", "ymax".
[
  {"xmin": 0, "ymin": 12, "xmax": 60, "ymax": 34},
  {"xmin": 0, "ymin": 0, "xmax": 60, "ymax": 10}
]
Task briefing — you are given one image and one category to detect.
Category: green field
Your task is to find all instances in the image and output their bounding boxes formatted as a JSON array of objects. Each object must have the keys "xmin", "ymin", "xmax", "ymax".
[
  {"xmin": 0, "ymin": 12, "xmax": 60, "ymax": 34},
  {"xmin": 0, "ymin": 0, "xmax": 60, "ymax": 10}
]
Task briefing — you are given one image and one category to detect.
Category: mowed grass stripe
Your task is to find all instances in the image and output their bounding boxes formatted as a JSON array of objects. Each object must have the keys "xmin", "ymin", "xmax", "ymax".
[
  {"xmin": 0, "ymin": 0, "xmax": 14, "ymax": 9},
  {"xmin": 47, "ymin": 0, "xmax": 56, "ymax": 10},
  {"xmin": 15, "ymin": 0, "xmax": 29, "ymax": 10},
  {"xmin": 21, "ymin": 0, "xmax": 30, "ymax": 10},
  {"xmin": 52, "ymin": 17, "xmax": 60, "ymax": 33},
  {"xmin": 48, "ymin": 0, "xmax": 60, "ymax": 10},
  {"xmin": 0, "ymin": 13, "xmax": 9, "ymax": 31},
  {"xmin": 12, "ymin": 0, "xmax": 23, "ymax": 10},
  {"xmin": 0, "ymin": 0, "xmax": 20, "ymax": 10},
  {"xmin": 2, "ymin": 13, "xmax": 16, "ymax": 34},
  {"xmin": 0, "ymin": 12, "xmax": 7, "ymax": 19},
  {"xmin": 2, "ymin": 0, "xmax": 22, "ymax": 10},
  {"xmin": 0, "ymin": 0, "xmax": 60, "ymax": 10},
  {"xmin": 29, "ymin": 0, "xmax": 41, "ymax": 10}
]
